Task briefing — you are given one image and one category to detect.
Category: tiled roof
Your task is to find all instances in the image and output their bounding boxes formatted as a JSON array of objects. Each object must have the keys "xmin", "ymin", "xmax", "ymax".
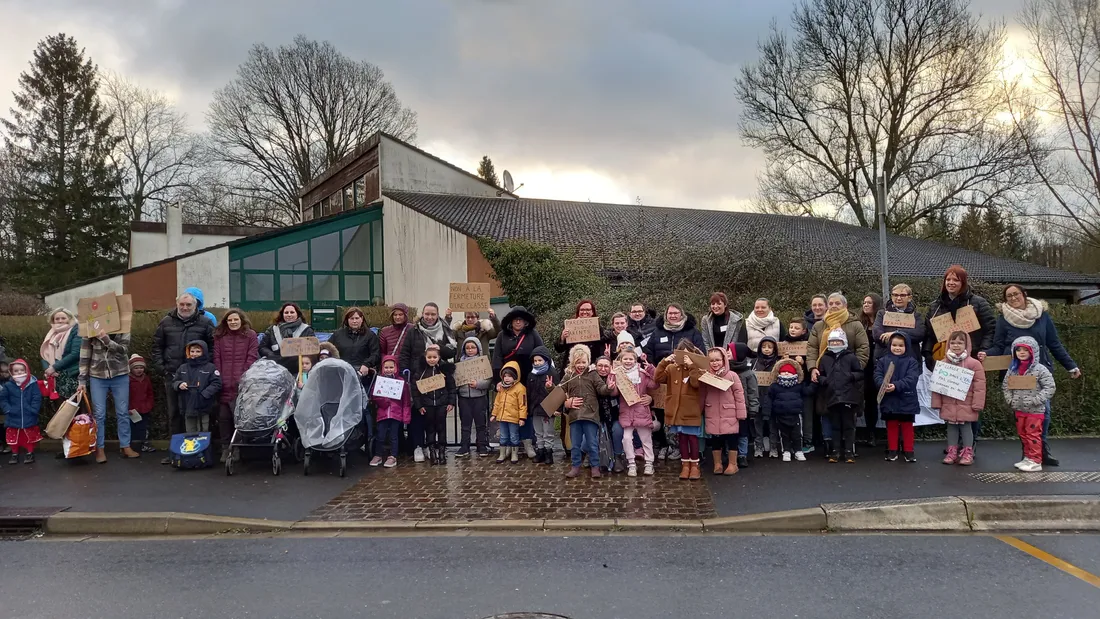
[{"xmin": 384, "ymin": 191, "xmax": 1100, "ymax": 286}]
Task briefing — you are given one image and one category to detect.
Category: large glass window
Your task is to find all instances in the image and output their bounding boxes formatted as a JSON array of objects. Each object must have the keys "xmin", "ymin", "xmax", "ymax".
[
  {"xmin": 313, "ymin": 274, "xmax": 340, "ymax": 300},
  {"xmin": 311, "ymin": 232, "xmax": 341, "ymax": 271},
  {"xmin": 344, "ymin": 274, "xmax": 372, "ymax": 301},
  {"xmin": 341, "ymin": 224, "xmax": 372, "ymax": 271},
  {"xmin": 278, "ymin": 241, "xmax": 308, "ymax": 271},
  {"xmin": 243, "ymin": 250, "xmax": 274, "ymax": 270},
  {"xmin": 280, "ymin": 274, "xmax": 308, "ymax": 300},
  {"xmin": 244, "ymin": 273, "xmax": 274, "ymax": 301}
]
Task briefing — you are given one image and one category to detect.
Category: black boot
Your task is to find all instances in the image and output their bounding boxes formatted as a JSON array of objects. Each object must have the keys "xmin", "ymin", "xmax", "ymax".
[
  {"xmin": 544, "ymin": 448, "xmax": 554, "ymax": 466},
  {"xmin": 737, "ymin": 454, "xmax": 749, "ymax": 468},
  {"xmin": 1043, "ymin": 445, "xmax": 1060, "ymax": 467},
  {"xmin": 533, "ymin": 448, "xmax": 545, "ymax": 464}
]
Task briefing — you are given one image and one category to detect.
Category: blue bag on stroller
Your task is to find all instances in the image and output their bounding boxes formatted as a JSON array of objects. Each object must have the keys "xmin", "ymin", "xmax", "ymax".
[{"xmin": 169, "ymin": 432, "xmax": 214, "ymax": 469}]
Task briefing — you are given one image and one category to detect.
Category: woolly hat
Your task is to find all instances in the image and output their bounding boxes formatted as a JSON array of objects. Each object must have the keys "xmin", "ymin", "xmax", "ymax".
[
  {"xmin": 129, "ymin": 354, "xmax": 146, "ymax": 369},
  {"xmin": 778, "ymin": 361, "xmax": 798, "ymax": 375},
  {"xmin": 616, "ymin": 331, "xmax": 636, "ymax": 348},
  {"xmin": 827, "ymin": 328, "xmax": 848, "ymax": 347}
]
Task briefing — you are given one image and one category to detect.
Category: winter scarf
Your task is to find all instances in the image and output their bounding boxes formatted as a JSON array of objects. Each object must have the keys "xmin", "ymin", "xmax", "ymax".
[
  {"xmin": 663, "ymin": 313, "xmax": 687, "ymax": 332},
  {"xmin": 41, "ymin": 320, "xmax": 74, "ymax": 367},
  {"xmin": 776, "ymin": 373, "xmax": 799, "ymax": 388},
  {"xmin": 1000, "ymin": 297, "xmax": 1045, "ymax": 330},
  {"xmin": 418, "ymin": 318, "xmax": 455, "ymax": 349},
  {"xmin": 278, "ymin": 319, "xmax": 305, "ymax": 337},
  {"xmin": 623, "ymin": 364, "xmax": 642, "ymax": 384},
  {"xmin": 946, "ymin": 349, "xmax": 969, "ymax": 364},
  {"xmin": 817, "ymin": 308, "xmax": 850, "ymax": 364},
  {"xmin": 745, "ymin": 311, "xmax": 780, "ymax": 351}
]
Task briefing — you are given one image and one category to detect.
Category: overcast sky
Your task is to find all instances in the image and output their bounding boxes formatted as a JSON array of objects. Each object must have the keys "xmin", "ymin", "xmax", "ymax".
[{"xmin": 0, "ymin": 0, "xmax": 1031, "ymax": 211}]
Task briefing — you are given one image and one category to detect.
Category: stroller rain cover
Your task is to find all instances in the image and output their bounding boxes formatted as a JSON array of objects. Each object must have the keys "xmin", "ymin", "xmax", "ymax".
[
  {"xmin": 296, "ymin": 358, "xmax": 364, "ymax": 450},
  {"xmin": 234, "ymin": 359, "xmax": 296, "ymax": 431}
]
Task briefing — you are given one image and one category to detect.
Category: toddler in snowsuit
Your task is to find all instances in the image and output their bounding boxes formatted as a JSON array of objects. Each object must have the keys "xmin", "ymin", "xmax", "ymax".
[
  {"xmin": 765, "ymin": 360, "xmax": 807, "ymax": 461},
  {"xmin": 1003, "ymin": 336, "xmax": 1056, "ymax": 472},
  {"xmin": 1, "ymin": 359, "xmax": 42, "ymax": 464},
  {"xmin": 875, "ymin": 332, "xmax": 922, "ymax": 463}
]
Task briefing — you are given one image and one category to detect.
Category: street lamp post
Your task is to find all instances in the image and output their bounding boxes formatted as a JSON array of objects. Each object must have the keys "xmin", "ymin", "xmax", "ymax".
[{"xmin": 876, "ymin": 175, "xmax": 890, "ymax": 301}]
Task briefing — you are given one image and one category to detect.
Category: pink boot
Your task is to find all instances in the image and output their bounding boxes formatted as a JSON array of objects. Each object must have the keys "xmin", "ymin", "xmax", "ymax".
[
  {"xmin": 958, "ymin": 446, "xmax": 974, "ymax": 466},
  {"xmin": 942, "ymin": 445, "xmax": 958, "ymax": 465}
]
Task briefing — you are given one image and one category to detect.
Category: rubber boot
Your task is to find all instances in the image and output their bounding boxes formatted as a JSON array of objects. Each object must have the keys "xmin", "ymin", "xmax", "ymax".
[
  {"xmin": 688, "ymin": 460, "xmax": 701, "ymax": 480},
  {"xmin": 496, "ymin": 446, "xmax": 509, "ymax": 464},
  {"xmin": 511, "ymin": 445, "xmax": 520, "ymax": 463},
  {"xmin": 712, "ymin": 450, "xmax": 724, "ymax": 475},
  {"xmin": 679, "ymin": 460, "xmax": 690, "ymax": 480},
  {"xmin": 533, "ymin": 448, "xmax": 545, "ymax": 464},
  {"xmin": 523, "ymin": 439, "xmax": 536, "ymax": 459}
]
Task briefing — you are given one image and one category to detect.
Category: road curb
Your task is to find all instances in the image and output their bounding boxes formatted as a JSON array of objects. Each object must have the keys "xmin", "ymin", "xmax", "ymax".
[
  {"xmin": 702, "ymin": 507, "xmax": 827, "ymax": 532},
  {"xmin": 961, "ymin": 494, "xmax": 1100, "ymax": 531},
  {"xmin": 44, "ymin": 512, "xmax": 294, "ymax": 536},
  {"xmin": 822, "ymin": 497, "xmax": 971, "ymax": 532}
]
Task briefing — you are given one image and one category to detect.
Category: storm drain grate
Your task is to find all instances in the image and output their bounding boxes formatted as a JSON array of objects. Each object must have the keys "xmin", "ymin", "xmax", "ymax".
[{"xmin": 970, "ymin": 471, "xmax": 1100, "ymax": 484}]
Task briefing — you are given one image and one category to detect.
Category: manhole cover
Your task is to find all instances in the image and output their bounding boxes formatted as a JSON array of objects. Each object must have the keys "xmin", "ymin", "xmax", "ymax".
[{"xmin": 970, "ymin": 471, "xmax": 1100, "ymax": 484}]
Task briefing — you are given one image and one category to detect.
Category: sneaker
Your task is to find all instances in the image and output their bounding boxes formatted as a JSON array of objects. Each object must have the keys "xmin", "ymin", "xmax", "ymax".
[
  {"xmin": 794, "ymin": 451, "xmax": 806, "ymax": 462},
  {"xmin": 383, "ymin": 456, "xmax": 397, "ymax": 468},
  {"xmin": 220, "ymin": 451, "xmax": 229, "ymax": 464},
  {"xmin": 643, "ymin": 462, "xmax": 655, "ymax": 476},
  {"xmin": 369, "ymin": 456, "xmax": 383, "ymax": 467},
  {"xmin": 885, "ymin": 450, "xmax": 898, "ymax": 462},
  {"xmin": 454, "ymin": 449, "xmax": 471, "ymax": 459},
  {"xmin": 903, "ymin": 452, "xmax": 917, "ymax": 463},
  {"xmin": 802, "ymin": 445, "xmax": 815, "ymax": 455},
  {"xmin": 769, "ymin": 450, "xmax": 779, "ymax": 459},
  {"xmin": 737, "ymin": 455, "xmax": 749, "ymax": 468},
  {"xmin": 782, "ymin": 451, "xmax": 792, "ymax": 462},
  {"xmin": 668, "ymin": 448, "xmax": 681, "ymax": 460},
  {"xmin": 1018, "ymin": 459, "xmax": 1042, "ymax": 472},
  {"xmin": 413, "ymin": 447, "xmax": 425, "ymax": 463},
  {"xmin": 8, "ymin": 454, "xmax": 18, "ymax": 465},
  {"xmin": 140, "ymin": 443, "xmax": 157, "ymax": 453},
  {"xmin": 844, "ymin": 452, "xmax": 856, "ymax": 463},
  {"xmin": 23, "ymin": 453, "xmax": 34, "ymax": 464},
  {"xmin": 657, "ymin": 447, "xmax": 668, "ymax": 461},
  {"xmin": 160, "ymin": 456, "xmax": 172, "ymax": 465},
  {"xmin": 754, "ymin": 447, "xmax": 764, "ymax": 459},
  {"xmin": 627, "ymin": 464, "xmax": 638, "ymax": 477},
  {"xmin": 477, "ymin": 449, "xmax": 490, "ymax": 458},
  {"xmin": 958, "ymin": 447, "xmax": 974, "ymax": 466},
  {"xmin": 1013, "ymin": 459, "xmax": 1030, "ymax": 470},
  {"xmin": 827, "ymin": 452, "xmax": 840, "ymax": 463}
]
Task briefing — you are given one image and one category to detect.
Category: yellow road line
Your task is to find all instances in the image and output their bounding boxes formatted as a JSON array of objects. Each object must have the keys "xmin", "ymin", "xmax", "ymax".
[{"xmin": 997, "ymin": 536, "xmax": 1100, "ymax": 589}]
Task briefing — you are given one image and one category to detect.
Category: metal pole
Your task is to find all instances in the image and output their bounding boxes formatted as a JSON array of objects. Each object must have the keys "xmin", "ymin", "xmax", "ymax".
[{"xmin": 877, "ymin": 175, "xmax": 890, "ymax": 300}]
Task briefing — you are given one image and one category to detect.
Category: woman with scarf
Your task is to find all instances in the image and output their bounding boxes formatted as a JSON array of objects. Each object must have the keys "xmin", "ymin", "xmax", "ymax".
[
  {"xmin": 870, "ymin": 285, "xmax": 926, "ymax": 447},
  {"xmin": 859, "ymin": 293, "xmax": 883, "ymax": 447},
  {"xmin": 744, "ymin": 297, "xmax": 784, "ymax": 353},
  {"xmin": 259, "ymin": 303, "xmax": 316, "ymax": 376},
  {"xmin": 40, "ymin": 308, "xmax": 82, "ymax": 401},
  {"xmin": 806, "ymin": 293, "xmax": 870, "ymax": 455},
  {"xmin": 447, "ymin": 308, "xmax": 501, "ymax": 357},
  {"xmin": 989, "ymin": 284, "xmax": 1081, "ymax": 466},
  {"xmin": 399, "ymin": 302, "xmax": 457, "ymax": 462},
  {"xmin": 700, "ymin": 292, "xmax": 748, "ymax": 352},
  {"xmin": 642, "ymin": 304, "xmax": 706, "ymax": 461},
  {"xmin": 554, "ymin": 300, "xmax": 608, "ymax": 371}
]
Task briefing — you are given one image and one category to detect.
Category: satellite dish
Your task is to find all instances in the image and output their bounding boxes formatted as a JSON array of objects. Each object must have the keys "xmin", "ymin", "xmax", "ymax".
[{"xmin": 502, "ymin": 170, "xmax": 514, "ymax": 193}]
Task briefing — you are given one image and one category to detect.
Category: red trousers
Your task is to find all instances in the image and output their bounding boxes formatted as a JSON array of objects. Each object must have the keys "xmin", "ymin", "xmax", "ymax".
[
  {"xmin": 886, "ymin": 420, "xmax": 914, "ymax": 452},
  {"xmin": 1016, "ymin": 412, "xmax": 1043, "ymax": 463}
]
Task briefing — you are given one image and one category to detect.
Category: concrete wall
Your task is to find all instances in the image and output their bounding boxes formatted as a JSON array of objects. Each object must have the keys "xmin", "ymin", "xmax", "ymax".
[
  {"xmin": 130, "ymin": 230, "xmax": 244, "ymax": 268},
  {"xmin": 379, "ymin": 136, "xmax": 501, "ymax": 197},
  {"xmin": 382, "ymin": 196, "xmax": 467, "ymax": 310},
  {"xmin": 45, "ymin": 276, "xmax": 124, "ymax": 313},
  {"xmin": 176, "ymin": 246, "xmax": 231, "ymax": 309}
]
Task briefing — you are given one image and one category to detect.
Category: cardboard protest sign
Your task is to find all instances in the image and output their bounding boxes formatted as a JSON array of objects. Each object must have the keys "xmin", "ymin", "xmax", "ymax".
[
  {"xmin": 77, "ymin": 293, "xmax": 122, "ymax": 337},
  {"xmin": 930, "ymin": 313, "xmax": 957, "ymax": 342},
  {"xmin": 280, "ymin": 337, "xmax": 321, "ymax": 358},
  {"xmin": 700, "ymin": 372, "xmax": 734, "ymax": 392},
  {"xmin": 1006, "ymin": 375, "xmax": 1038, "ymax": 390},
  {"xmin": 540, "ymin": 386, "xmax": 567, "ymax": 413},
  {"xmin": 677, "ymin": 350, "xmax": 711, "ymax": 369},
  {"xmin": 453, "ymin": 356, "xmax": 493, "ymax": 386},
  {"xmin": 613, "ymin": 368, "xmax": 642, "ymax": 406},
  {"xmin": 755, "ymin": 371, "xmax": 775, "ymax": 387},
  {"xmin": 416, "ymin": 373, "xmax": 447, "ymax": 394},
  {"xmin": 449, "ymin": 282, "xmax": 491, "ymax": 312},
  {"xmin": 778, "ymin": 341, "xmax": 808, "ymax": 358},
  {"xmin": 651, "ymin": 384, "xmax": 667, "ymax": 409},
  {"xmin": 882, "ymin": 311, "xmax": 916, "ymax": 329},
  {"xmin": 116, "ymin": 294, "xmax": 133, "ymax": 333},
  {"xmin": 930, "ymin": 361, "xmax": 975, "ymax": 400},
  {"xmin": 876, "ymin": 362, "xmax": 895, "ymax": 404},
  {"xmin": 982, "ymin": 355, "xmax": 1013, "ymax": 372},
  {"xmin": 953, "ymin": 306, "xmax": 981, "ymax": 333},
  {"xmin": 372, "ymin": 376, "xmax": 405, "ymax": 400},
  {"xmin": 564, "ymin": 317, "xmax": 601, "ymax": 343}
]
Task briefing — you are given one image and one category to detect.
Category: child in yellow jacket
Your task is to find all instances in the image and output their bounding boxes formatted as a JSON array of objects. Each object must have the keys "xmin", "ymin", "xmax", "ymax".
[{"xmin": 491, "ymin": 360, "xmax": 527, "ymax": 464}]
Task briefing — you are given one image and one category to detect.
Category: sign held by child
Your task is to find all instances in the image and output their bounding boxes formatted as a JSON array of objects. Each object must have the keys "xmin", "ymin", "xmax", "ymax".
[
  {"xmin": 778, "ymin": 341, "xmax": 808, "ymax": 357},
  {"xmin": 613, "ymin": 368, "xmax": 642, "ymax": 405},
  {"xmin": 930, "ymin": 361, "xmax": 975, "ymax": 400},
  {"xmin": 373, "ymin": 376, "xmax": 405, "ymax": 400},
  {"xmin": 453, "ymin": 356, "xmax": 492, "ymax": 385},
  {"xmin": 700, "ymin": 372, "xmax": 734, "ymax": 392},
  {"xmin": 416, "ymin": 373, "xmax": 447, "ymax": 394}
]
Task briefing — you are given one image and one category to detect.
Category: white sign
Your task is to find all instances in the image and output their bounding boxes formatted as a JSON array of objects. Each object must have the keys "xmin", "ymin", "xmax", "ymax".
[
  {"xmin": 372, "ymin": 376, "xmax": 405, "ymax": 400},
  {"xmin": 929, "ymin": 361, "xmax": 975, "ymax": 401}
]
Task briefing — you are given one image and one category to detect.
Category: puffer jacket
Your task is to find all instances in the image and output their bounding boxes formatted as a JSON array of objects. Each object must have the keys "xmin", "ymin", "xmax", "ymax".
[
  {"xmin": 654, "ymin": 356, "xmax": 704, "ymax": 427},
  {"xmin": 411, "ymin": 363, "xmax": 456, "ymax": 409},
  {"xmin": 609, "ymin": 363, "xmax": 659, "ymax": 429},
  {"xmin": 372, "ymin": 364, "xmax": 412, "ymax": 424},
  {"xmin": 871, "ymin": 302, "xmax": 926, "ymax": 362},
  {"xmin": 875, "ymin": 333, "xmax": 922, "ymax": 419},
  {"xmin": 523, "ymin": 346, "xmax": 555, "ymax": 415},
  {"xmin": 213, "ymin": 328, "xmax": 259, "ymax": 405},
  {"xmin": 627, "ymin": 308, "xmax": 658, "ymax": 347},
  {"xmin": 492, "ymin": 361, "xmax": 528, "ymax": 423},
  {"xmin": 730, "ymin": 345, "xmax": 761, "ymax": 418},
  {"xmin": 152, "ymin": 309, "xmax": 215, "ymax": 377},
  {"xmin": 491, "ymin": 306, "xmax": 546, "ymax": 381},
  {"xmin": 817, "ymin": 349, "xmax": 864, "ymax": 408},
  {"xmin": 922, "ymin": 289, "xmax": 996, "ymax": 371},
  {"xmin": 642, "ymin": 314, "xmax": 706, "ymax": 366},
  {"xmin": 172, "ymin": 340, "xmax": 221, "ymax": 417},
  {"xmin": 807, "ymin": 312, "xmax": 870, "ymax": 370},
  {"xmin": 1003, "ymin": 336, "xmax": 1057, "ymax": 414},
  {"xmin": 931, "ymin": 332, "xmax": 986, "ymax": 423},
  {"xmin": 701, "ymin": 354, "xmax": 747, "ymax": 436},
  {"xmin": 766, "ymin": 362, "xmax": 806, "ymax": 418},
  {"xmin": 0, "ymin": 365, "xmax": 41, "ymax": 428},
  {"xmin": 458, "ymin": 336, "xmax": 493, "ymax": 399},
  {"xmin": 379, "ymin": 303, "xmax": 413, "ymax": 360},
  {"xmin": 560, "ymin": 367, "xmax": 611, "ymax": 425},
  {"xmin": 987, "ymin": 301, "xmax": 1076, "ymax": 373},
  {"xmin": 329, "ymin": 311, "xmax": 382, "ymax": 370}
]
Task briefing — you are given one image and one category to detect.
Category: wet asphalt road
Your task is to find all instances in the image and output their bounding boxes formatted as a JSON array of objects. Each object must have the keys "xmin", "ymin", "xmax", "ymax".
[{"xmin": 3, "ymin": 534, "xmax": 1098, "ymax": 618}]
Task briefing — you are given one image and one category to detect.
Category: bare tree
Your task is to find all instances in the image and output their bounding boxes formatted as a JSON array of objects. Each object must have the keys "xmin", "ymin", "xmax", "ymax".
[
  {"xmin": 178, "ymin": 161, "xmax": 287, "ymax": 228},
  {"xmin": 207, "ymin": 35, "xmax": 417, "ymax": 223},
  {"xmin": 1017, "ymin": 0, "xmax": 1100, "ymax": 247},
  {"xmin": 737, "ymin": 0, "xmax": 1040, "ymax": 233},
  {"xmin": 100, "ymin": 72, "xmax": 201, "ymax": 222}
]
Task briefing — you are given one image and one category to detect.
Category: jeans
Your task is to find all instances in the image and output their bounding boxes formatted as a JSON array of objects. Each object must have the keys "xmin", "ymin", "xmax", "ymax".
[
  {"xmin": 90, "ymin": 374, "xmax": 131, "ymax": 449},
  {"xmin": 570, "ymin": 420, "xmax": 600, "ymax": 468},
  {"xmin": 377, "ymin": 419, "xmax": 401, "ymax": 458},
  {"xmin": 737, "ymin": 423, "xmax": 750, "ymax": 457},
  {"xmin": 821, "ymin": 415, "xmax": 834, "ymax": 444},
  {"xmin": 500, "ymin": 421, "xmax": 521, "ymax": 447},
  {"xmin": 608, "ymin": 420, "xmax": 625, "ymax": 456}
]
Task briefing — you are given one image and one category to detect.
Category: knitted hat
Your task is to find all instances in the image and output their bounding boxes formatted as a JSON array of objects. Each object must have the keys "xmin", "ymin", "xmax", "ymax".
[
  {"xmin": 779, "ymin": 362, "xmax": 798, "ymax": 375},
  {"xmin": 129, "ymin": 354, "xmax": 146, "ymax": 369},
  {"xmin": 616, "ymin": 331, "xmax": 635, "ymax": 348},
  {"xmin": 827, "ymin": 328, "xmax": 848, "ymax": 347}
]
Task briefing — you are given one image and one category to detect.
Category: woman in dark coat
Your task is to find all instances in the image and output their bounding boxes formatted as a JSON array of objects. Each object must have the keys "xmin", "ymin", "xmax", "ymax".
[
  {"xmin": 398, "ymin": 302, "xmax": 457, "ymax": 375},
  {"xmin": 491, "ymin": 306, "xmax": 546, "ymax": 383},
  {"xmin": 258, "ymin": 302, "xmax": 316, "ymax": 376},
  {"xmin": 329, "ymin": 307, "xmax": 382, "ymax": 374},
  {"xmin": 213, "ymin": 309, "xmax": 259, "ymax": 457},
  {"xmin": 921, "ymin": 265, "xmax": 996, "ymax": 371}
]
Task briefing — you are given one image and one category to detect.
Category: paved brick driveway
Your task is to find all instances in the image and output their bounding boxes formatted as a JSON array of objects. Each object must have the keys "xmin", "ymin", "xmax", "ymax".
[{"xmin": 309, "ymin": 456, "xmax": 717, "ymax": 521}]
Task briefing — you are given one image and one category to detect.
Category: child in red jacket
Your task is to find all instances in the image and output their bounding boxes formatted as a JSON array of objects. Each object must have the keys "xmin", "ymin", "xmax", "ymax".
[
  {"xmin": 128, "ymin": 354, "xmax": 156, "ymax": 453},
  {"xmin": 370, "ymin": 355, "xmax": 411, "ymax": 468}
]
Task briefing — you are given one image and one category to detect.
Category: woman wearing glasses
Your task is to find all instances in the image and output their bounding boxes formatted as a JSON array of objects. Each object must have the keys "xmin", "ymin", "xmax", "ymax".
[{"xmin": 870, "ymin": 285, "xmax": 927, "ymax": 449}]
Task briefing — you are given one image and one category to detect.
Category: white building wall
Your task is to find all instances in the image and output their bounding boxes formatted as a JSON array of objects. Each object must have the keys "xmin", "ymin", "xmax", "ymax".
[
  {"xmin": 44, "ymin": 276, "xmax": 124, "ymax": 313},
  {"xmin": 130, "ymin": 230, "xmax": 245, "ymax": 268},
  {"xmin": 176, "ymin": 246, "xmax": 231, "ymax": 309},
  {"xmin": 379, "ymin": 137, "xmax": 501, "ymax": 197},
  {"xmin": 382, "ymin": 197, "xmax": 467, "ymax": 310}
]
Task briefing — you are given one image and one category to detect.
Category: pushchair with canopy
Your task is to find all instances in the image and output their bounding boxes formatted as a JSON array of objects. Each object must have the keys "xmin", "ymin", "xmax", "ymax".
[
  {"xmin": 225, "ymin": 359, "xmax": 300, "ymax": 476},
  {"xmin": 296, "ymin": 358, "xmax": 365, "ymax": 477}
]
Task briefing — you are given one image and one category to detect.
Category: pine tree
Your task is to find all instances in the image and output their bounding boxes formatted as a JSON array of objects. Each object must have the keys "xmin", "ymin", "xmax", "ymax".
[
  {"xmin": 1, "ymin": 34, "xmax": 124, "ymax": 292},
  {"xmin": 917, "ymin": 209, "xmax": 953, "ymax": 243},
  {"xmin": 981, "ymin": 207, "xmax": 1008, "ymax": 256},
  {"xmin": 953, "ymin": 206, "xmax": 985, "ymax": 250},
  {"xmin": 1002, "ymin": 216, "xmax": 1028, "ymax": 260},
  {"xmin": 477, "ymin": 155, "xmax": 498, "ymax": 186}
]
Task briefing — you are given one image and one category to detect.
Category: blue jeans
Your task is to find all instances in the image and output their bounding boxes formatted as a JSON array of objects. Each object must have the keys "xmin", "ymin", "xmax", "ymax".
[
  {"xmin": 90, "ymin": 374, "xmax": 131, "ymax": 449},
  {"xmin": 500, "ymin": 421, "xmax": 520, "ymax": 447},
  {"xmin": 821, "ymin": 415, "xmax": 833, "ymax": 444},
  {"xmin": 570, "ymin": 420, "xmax": 600, "ymax": 468},
  {"xmin": 609, "ymin": 420, "xmax": 625, "ymax": 456},
  {"xmin": 1043, "ymin": 401, "xmax": 1052, "ymax": 454}
]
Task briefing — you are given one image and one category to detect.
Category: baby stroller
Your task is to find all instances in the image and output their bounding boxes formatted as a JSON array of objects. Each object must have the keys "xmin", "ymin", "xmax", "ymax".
[
  {"xmin": 297, "ymin": 358, "xmax": 365, "ymax": 477},
  {"xmin": 225, "ymin": 359, "xmax": 300, "ymax": 476}
]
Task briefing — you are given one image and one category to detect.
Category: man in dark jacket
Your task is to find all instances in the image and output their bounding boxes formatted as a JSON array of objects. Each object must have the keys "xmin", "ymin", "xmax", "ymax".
[
  {"xmin": 627, "ymin": 303, "xmax": 658, "ymax": 348},
  {"xmin": 152, "ymin": 292, "xmax": 215, "ymax": 446}
]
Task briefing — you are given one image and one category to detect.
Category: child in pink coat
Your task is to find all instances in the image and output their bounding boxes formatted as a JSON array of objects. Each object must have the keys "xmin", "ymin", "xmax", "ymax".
[
  {"xmin": 369, "ymin": 355, "xmax": 411, "ymax": 468},
  {"xmin": 701, "ymin": 346, "xmax": 747, "ymax": 475},
  {"xmin": 606, "ymin": 346, "xmax": 660, "ymax": 477},
  {"xmin": 931, "ymin": 331, "xmax": 986, "ymax": 466}
]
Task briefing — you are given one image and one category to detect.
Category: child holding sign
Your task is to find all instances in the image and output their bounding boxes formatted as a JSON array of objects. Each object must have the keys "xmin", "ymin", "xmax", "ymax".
[
  {"xmin": 455, "ymin": 337, "xmax": 492, "ymax": 458},
  {"xmin": 412, "ymin": 345, "xmax": 455, "ymax": 466},
  {"xmin": 701, "ymin": 347, "xmax": 747, "ymax": 475},
  {"xmin": 1003, "ymin": 336, "xmax": 1056, "ymax": 472},
  {"xmin": 875, "ymin": 333, "xmax": 921, "ymax": 463},
  {"xmin": 370, "ymin": 355, "xmax": 411, "ymax": 468},
  {"xmin": 607, "ymin": 347, "xmax": 658, "ymax": 477},
  {"xmin": 932, "ymin": 332, "xmax": 985, "ymax": 466}
]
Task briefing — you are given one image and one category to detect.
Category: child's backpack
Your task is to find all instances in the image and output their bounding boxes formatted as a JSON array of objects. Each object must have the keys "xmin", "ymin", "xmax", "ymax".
[{"xmin": 169, "ymin": 432, "xmax": 214, "ymax": 469}]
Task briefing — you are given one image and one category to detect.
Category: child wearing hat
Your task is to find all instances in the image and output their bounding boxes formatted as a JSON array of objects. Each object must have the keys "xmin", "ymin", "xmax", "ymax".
[
  {"xmin": 817, "ymin": 328, "xmax": 864, "ymax": 463},
  {"xmin": 1, "ymin": 359, "xmax": 42, "ymax": 464},
  {"xmin": 766, "ymin": 359, "xmax": 808, "ymax": 461},
  {"xmin": 128, "ymin": 354, "xmax": 156, "ymax": 452}
]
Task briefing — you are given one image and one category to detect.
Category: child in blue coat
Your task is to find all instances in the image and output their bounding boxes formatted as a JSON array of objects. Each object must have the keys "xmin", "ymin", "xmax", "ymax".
[
  {"xmin": 875, "ymin": 333, "xmax": 921, "ymax": 463},
  {"xmin": 1, "ymin": 359, "xmax": 43, "ymax": 464}
]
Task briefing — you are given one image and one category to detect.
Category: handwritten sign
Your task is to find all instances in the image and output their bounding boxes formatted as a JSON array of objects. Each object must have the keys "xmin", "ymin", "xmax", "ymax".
[
  {"xmin": 77, "ymin": 293, "xmax": 122, "ymax": 337},
  {"xmin": 564, "ymin": 317, "xmax": 601, "ymax": 343},
  {"xmin": 453, "ymin": 356, "xmax": 492, "ymax": 386},
  {"xmin": 449, "ymin": 282, "xmax": 491, "ymax": 312},
  {"xmin": 416, "ymin": 373, "xmax": 446, "ymax": 394},
  {"xmin": 372, "ymin": 376, "xmax": 405, "ymax": 400},
  {"xmin": 778, "ymin": 341, "xmax": 808, "ymax": 357},
  {"xmin": 651, "ymin": 384, "xmax": 667, "ymax": 409},
  {"xmin": 953, "ymin": 306, "xmax": 981, "ymax": 333},
  {"xmin": 882, "ymin": 311, "xmax": 916, "ymax": 329},
  {"xmin": 982, "ymin": 355, "xmax": 1012, "ymax": 372},
  {"xmin": 677, "ymin": 350, "xmax": 711, "ymax": 369},
  {"xmin": 876, "ymin": 362, "xmax": 895, "ymax": 404},
  {"xmin": 1006, "ymin": 375, "xmax": 1038, "ymax": 390},
  {"xmin": 540, "ymin": 385, "xmax": 567, "ymax": 413},
  {"xmin": 116, "ymin": 294, "xmax": 133, "ymax": 333},
  {"xmin": 755, "ymin": 371, "xmax": 775, "ymax": 387},
  {"xmin": 930, "ymin": 361, "xmax": 975, "ymax": 401},
  {"xmin": 930, "ymin": 313, "xmax": 956, "ymax": 342},
  {"xmin": 280, "ymin": 337, "xmax": 320, "ymax": 358},
  {"xmin": 700, "ymin": 372, "xmax": 734, "ymax": 392},
  {"xmin": 613, "ymin": 369, "xmax": 642, "ymax": 406}
]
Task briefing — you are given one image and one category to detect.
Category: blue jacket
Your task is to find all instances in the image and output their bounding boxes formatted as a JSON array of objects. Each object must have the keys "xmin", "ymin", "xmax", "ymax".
[
  {"xmin": 172, "ymin": 340, "xmax": 222, "ymax": 417},
  {"xmin": 185, "ymin": 287, "xmax": 218, "ymax": 327},
  {"xmin": 988, "ymin": 311, "xmax": 1076, "ymax": 373},
  {"xmin": 875, "ymin": 333, "xmax": 921, "ymax": 418},
  {"xmin": 765, "ymin": 363, "xmax": 806, "ymax": 418},
  {"xmin": 1, "ymin": 375, "xmax": 42, "ymax": 429}
]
